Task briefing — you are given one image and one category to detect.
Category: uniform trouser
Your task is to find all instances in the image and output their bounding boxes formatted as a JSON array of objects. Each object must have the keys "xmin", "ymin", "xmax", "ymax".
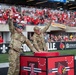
[{"xmin": 7, "ymin": 49, "xmax": 21, "ymax": 75}]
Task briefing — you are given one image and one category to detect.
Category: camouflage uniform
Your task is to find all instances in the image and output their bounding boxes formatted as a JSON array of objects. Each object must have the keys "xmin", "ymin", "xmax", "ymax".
[
  {"xmin": 7, "ymin": 19, "xmax": 37, "ymax": 75},
  {"xmin": 33, "ymin": 22, "xmax": 51, "ymax": 51}
]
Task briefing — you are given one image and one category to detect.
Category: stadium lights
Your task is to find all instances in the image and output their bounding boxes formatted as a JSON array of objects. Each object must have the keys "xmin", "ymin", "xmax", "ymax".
[
  {"xmin": 26, "ymin": 0, "xmax": 34, "ymax": 2},
  {"xmin": 68, "ymin": 3, "xmax": 73, "ymax": 6},
  {"xmin": 35, "ymin": 0, "xmax": 48, "ymax": 5},
  {"xmin": 57, "ymin": 6, "xmax": 62, "ymax": 8},
  {"xmin": 69, "ymin": 6, "xmax": 76, "ymax": 9}
]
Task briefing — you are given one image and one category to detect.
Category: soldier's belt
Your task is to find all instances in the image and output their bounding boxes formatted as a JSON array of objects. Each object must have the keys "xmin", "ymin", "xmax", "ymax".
[
  {"xmin": 10, "ymin": 47, "xmax": 22, "ymax": 53},
  {"xmin": 13, "ymin": 49, "xmax": 20, "ymax": 52}
]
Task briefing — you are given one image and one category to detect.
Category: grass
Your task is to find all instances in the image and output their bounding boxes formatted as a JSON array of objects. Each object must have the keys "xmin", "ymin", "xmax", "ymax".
[
  {"xmin": 49, "ymin": 49, "xmax": 76, "ymax": 55},
  {"xmin": 0, "ymin": 49, "xmax": 76, "ymax": 63},
  {"xmin": 0, "ymin": 54, "xmax": 9, "ymax": 63}
]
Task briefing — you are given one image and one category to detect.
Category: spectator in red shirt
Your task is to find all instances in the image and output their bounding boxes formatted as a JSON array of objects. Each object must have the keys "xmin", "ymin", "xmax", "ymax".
[
  {"xmin": 27, "ymin": 16, "xmax": 31, "ymax": 25},
  {"xmin": 33, "ymin": 17, "xmax": 40, "ymax": 25},
  {"xmin": 0, "ymin": 35, "xmax": 3, "ymax": 44}
]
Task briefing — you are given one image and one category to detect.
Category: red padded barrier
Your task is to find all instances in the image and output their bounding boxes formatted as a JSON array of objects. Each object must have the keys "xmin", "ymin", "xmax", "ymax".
[{"xmin": 34, "ymin": 52, "xmax": 60, "ymax": 57}]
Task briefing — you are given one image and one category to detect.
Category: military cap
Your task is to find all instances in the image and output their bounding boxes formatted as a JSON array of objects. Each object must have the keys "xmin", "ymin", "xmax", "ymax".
[
  {"xmin": 34, "ymin": 26, "xmax": 40, "ymax": 31},
  {"xmin": 14, "ymin": 22, "xmax": 25, "ymax": 29},
  {"xmin": 17, "ymin": 26, "xmax": 25, "ymax": 29}
]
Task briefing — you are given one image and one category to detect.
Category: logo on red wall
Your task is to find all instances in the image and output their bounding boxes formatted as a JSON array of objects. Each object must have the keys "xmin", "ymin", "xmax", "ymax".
[
  {"xmin": 59, "ymin": 42, "xmax": 65, "ymax": 50},
  {"xmin": 55, "ymin": 61, "xmax": 68, "ymax": 75},
  {"xmin": 48, "ymin": 61, "xmax": 70, "ymax": 75},
  {"xmin": 28, "ymin": 62, "xmax": 41, "ymax": 75}
]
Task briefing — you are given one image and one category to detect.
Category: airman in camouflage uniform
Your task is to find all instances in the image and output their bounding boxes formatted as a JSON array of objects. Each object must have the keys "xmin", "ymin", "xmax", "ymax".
[
  {"xmin": 7, "ymin": 13, "xmax": 38, "ymax": 75},
  {"xmin": 33, "ymin": 21, "xmax": 52, "ymax": 52}
]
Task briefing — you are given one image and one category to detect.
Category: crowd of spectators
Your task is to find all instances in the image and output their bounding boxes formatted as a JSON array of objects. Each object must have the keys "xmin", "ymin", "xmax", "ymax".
[
  {"xmin": 29, "ymin": 32, "xmax": 76, "ymax": 42},
  {"xmin": 0, "ymin": 4, "xmax": 75, "ymax": 27},
  {"xmin": 44, "ymin": 33, "xmax": 76, "ymax": 42}
]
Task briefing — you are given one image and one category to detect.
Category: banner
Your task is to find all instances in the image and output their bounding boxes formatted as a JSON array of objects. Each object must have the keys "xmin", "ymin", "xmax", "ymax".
[
  {"xmin": 48, "ymin": 41, "xmax": 76, "ymax": 50},
  {"xmin": 0, "ymin": 43, "xmax": 30, "ymax": 54},
  {"xmin": 47, "ymin": 42, "xmax": 65, "ymax": 50},
  {"xmin": 0, "ymin": 41, "xmax": 76, "ymax": 54},
  {"xmin": 51, "ymin": 23, "xmax": 66, "ymax": 29},
  {"xmin": 0, "ymin": 43, "xmax": 9, "ymax": 54},
  {"xmin": 65, "ymin": 42, "xmax": 76, "ymax": 49}
]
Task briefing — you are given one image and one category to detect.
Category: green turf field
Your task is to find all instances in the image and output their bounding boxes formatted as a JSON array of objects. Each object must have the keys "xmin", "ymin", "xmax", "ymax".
[{"xmin": 0, "ymin": 49, "xmax": 76, "ymax": 63}]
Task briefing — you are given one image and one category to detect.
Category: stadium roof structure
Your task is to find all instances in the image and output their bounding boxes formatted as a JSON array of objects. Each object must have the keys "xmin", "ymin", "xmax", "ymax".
[{"xmin": 0, "ymin": 0, "xmax": 76, "ymax": 10}]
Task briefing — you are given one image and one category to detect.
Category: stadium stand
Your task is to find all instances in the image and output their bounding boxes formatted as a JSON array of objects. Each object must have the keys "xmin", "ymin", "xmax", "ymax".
[{"xmin": 0, "ymin": 4, "xmax": 75, "ymax": 27}]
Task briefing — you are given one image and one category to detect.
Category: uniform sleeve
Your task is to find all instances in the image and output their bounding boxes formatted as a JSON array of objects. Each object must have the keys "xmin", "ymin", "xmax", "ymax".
[
  {"xmin": 23, "ymin": 35, "xmax": 38, "ymax": 52},
  {"xmin": 42, "ymin": 22, "xmax": 51, "ymax": 33},
  {"xmin": 8, "ymin": 18, "xmax": 15, "ymax": 33},
  {"xmin": 33, "ymin": 35, "xmax": 40, "ymax": 51}
]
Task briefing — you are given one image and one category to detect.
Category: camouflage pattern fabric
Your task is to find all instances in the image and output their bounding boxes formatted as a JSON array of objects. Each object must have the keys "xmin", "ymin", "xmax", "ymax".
[
  {"xmin": 33, "ymin": 22, "xmax": 51, "ymax": 51},
  {"xmin": 7, "ymin": 19, "xmax": 38, "ymax": 75}
]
